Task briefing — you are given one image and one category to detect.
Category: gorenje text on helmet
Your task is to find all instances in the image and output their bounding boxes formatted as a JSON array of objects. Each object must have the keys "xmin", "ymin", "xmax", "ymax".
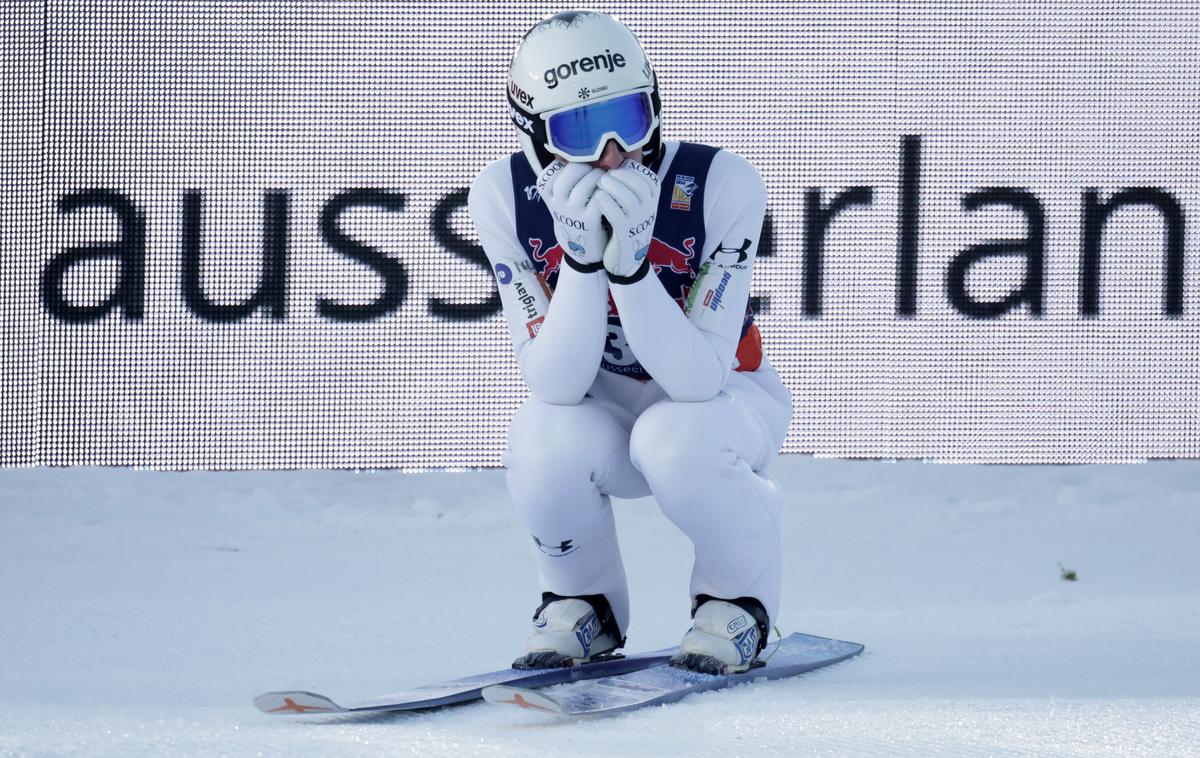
[{"xmin": 544, "ymin": 50, "xmax": 627, "ymax": 89}]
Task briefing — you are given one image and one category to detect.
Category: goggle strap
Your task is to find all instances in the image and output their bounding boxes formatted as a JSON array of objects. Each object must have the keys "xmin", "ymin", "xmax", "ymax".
[{"xmin": 507, "ymin": 91, "xmax": 548, "ymax": 147}]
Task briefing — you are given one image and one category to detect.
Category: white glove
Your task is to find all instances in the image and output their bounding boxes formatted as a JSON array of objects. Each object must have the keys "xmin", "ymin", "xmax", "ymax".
[
  {"xmin": 536, "ymin": 160, "xmax": 609, "ymax": 269},
  {"xmin": 592, "ymin": 160, "xmax": 661, "ymax": 280}
]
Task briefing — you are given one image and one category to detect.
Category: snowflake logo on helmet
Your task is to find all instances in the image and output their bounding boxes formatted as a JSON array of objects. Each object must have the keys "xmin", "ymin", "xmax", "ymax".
[{"xmin": 578, "ymin": 87, "xmax": 591, "ymax": 100}]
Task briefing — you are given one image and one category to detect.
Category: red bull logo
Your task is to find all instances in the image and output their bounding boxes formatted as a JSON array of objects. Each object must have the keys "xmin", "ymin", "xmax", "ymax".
[
  {"xmin": 645, "ymin": 236, "xmax": 696, "ymax": 275},
  {"xmin": 532, "ymin": 235, "xmax": 694, "ymax": 279},
  {"xmin": 528, "ymin": 235, "xmax": 695, "ymax": 312},
  {"xmin": 528, "ymin": 237, "xmax": 565, "ymax": 279}
]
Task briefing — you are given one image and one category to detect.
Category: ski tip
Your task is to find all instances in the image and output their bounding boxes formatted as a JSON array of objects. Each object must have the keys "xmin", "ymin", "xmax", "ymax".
[
  {"xmin": 253, "ymin": 690, "xmax": 347, "ymax": 715},
  {"xmin": 481, "ymin": 685, "xmax": 563, "ymax": 715}
]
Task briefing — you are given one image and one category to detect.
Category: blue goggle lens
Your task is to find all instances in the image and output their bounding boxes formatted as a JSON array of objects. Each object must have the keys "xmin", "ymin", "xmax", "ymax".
[{"xmin": 546, "ymin": 92, "xmax": 654, "ymax": 158}]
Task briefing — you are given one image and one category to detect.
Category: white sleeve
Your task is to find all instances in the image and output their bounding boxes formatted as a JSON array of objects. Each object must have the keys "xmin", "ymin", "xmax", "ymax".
[
  {"xmin": 607, "ymin": 150, "xmax": 767, "ymax": 402},
  {"xmin": 467, "ymin": 159, "xmax": 609, "ymax": 405}
]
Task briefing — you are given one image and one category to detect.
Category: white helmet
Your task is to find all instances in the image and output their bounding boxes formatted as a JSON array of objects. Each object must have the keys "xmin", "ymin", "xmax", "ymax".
[{"xmin": 507, "ymin": 10, "xmax": 663, "ymax": 174}]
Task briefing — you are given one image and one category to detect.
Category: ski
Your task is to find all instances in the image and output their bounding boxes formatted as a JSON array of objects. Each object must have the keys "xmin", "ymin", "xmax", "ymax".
[
  {"xmin": 253, "ymin": 646, "xmax": 674, "ymax": 716},
  {"xmin": 481, "ymin": 632, "xmax": 863, "ymax": 717}
]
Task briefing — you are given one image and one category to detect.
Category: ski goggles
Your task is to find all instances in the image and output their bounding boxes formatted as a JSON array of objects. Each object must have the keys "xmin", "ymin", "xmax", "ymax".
[{"xmin": 542, "ymin": 89, "xmax": 658, "ymax": 162}]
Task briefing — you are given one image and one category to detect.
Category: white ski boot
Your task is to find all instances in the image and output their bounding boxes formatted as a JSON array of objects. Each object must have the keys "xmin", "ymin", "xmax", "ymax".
[
  {"xmin": 513, "ymin": 593, "xmax": 623, "ymax": 669},
  {"xmin": 670, "ymin": 596, "xmax": 770, "ymax": 675}
]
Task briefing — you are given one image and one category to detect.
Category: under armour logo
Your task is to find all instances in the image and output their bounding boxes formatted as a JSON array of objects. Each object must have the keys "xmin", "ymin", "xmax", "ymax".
[
  {"xmin": 711, "ymin": 238, "xmax": 752, "ymax": 264},
  {"xmin": 532, "ymin": 535, "xmax": 578, "ymax": 556}
]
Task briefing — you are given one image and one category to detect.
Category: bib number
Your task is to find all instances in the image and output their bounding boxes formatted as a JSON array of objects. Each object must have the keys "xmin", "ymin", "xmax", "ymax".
[{"xmin": 603, "ymin": 324, "xmax": 637, "ymax": 367}]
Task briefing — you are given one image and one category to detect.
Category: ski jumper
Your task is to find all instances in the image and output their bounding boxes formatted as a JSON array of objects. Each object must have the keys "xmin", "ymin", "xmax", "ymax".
[{"xmin": 468, "ymin": 141, "xmax": 792, "ymax": 637}]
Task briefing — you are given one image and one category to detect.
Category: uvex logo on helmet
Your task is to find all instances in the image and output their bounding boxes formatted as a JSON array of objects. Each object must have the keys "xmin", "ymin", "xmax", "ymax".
[
  {"xmin": 508, "ymin": 103, "xmax": 535, "ymax": 134},
  {"xmin": 544, "ymin": 49, "xmax": 627, "ymax": 89},
  {"xmin": 508, "ymin": 81, "xmax": 535, "ymax": 108}
]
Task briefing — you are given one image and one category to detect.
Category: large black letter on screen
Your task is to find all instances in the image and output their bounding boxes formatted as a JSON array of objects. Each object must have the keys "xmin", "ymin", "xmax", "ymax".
[
  {"xmin": 1081, "ymin": 188, "xmax": 1185, "ymax": 317},
  {"xmin": 319, "ymin": 190, "xmax": 408, "ymax": 322},
  {"xmin": 182, "ymin": 191, "xmax": 289, "ymax": 322},
  {"xmin": 948, "ymin": 188, "xmax": 1045, "ymax": 318},
  {"xmin": 43, "ymin": 190, "xmax": 146, "ymax": 322},
  {"xmin": 428, "ymin": 188, "xmax": 501, "ymax": 321}
]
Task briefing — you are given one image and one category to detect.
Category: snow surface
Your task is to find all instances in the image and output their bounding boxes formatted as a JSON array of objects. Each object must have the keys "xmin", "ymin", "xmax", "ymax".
[{"xmin": 1, "ymin": 457, "xmax": 1198, "ymax": 756}]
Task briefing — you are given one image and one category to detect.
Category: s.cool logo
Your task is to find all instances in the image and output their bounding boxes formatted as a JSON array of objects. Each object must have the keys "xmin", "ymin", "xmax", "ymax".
[
  {"xmin": 537, "ymin": 161, "xmax": 566, "ymax": 194},
  {"xmin": 628, "ymin": 214, "xmax": 656, "ymax": 236},
  {"xmin": 494, "ymin": 262, "xmax": 513, "ymax": 284},
  {"xmin": 628, "ymin": 161, "xmax": 659, "ymax": 185},
  {"xmin": 554, "ymin": 211, "xmax": 587, "ymax": 230}
]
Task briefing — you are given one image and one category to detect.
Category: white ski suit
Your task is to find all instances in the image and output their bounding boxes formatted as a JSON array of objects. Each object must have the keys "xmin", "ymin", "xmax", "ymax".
[{"xmin": 468, "ymin": 140, "xmax": 792, "ymax": 637}]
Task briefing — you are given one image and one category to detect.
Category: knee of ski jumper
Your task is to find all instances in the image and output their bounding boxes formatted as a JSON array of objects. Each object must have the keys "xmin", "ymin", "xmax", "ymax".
[
  {"xmin": 505, "ymin": 396, "xmax": 622, "ymax": 488},
  {"xmin": 629, "ymin": 398, "xmax": 740, "ymax": 504}
]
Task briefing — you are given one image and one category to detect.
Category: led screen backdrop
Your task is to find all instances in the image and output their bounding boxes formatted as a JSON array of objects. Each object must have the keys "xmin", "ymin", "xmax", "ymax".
[{"xmin": 3, "ymin": 0, "xmax": 1198, "ymax": 467}]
